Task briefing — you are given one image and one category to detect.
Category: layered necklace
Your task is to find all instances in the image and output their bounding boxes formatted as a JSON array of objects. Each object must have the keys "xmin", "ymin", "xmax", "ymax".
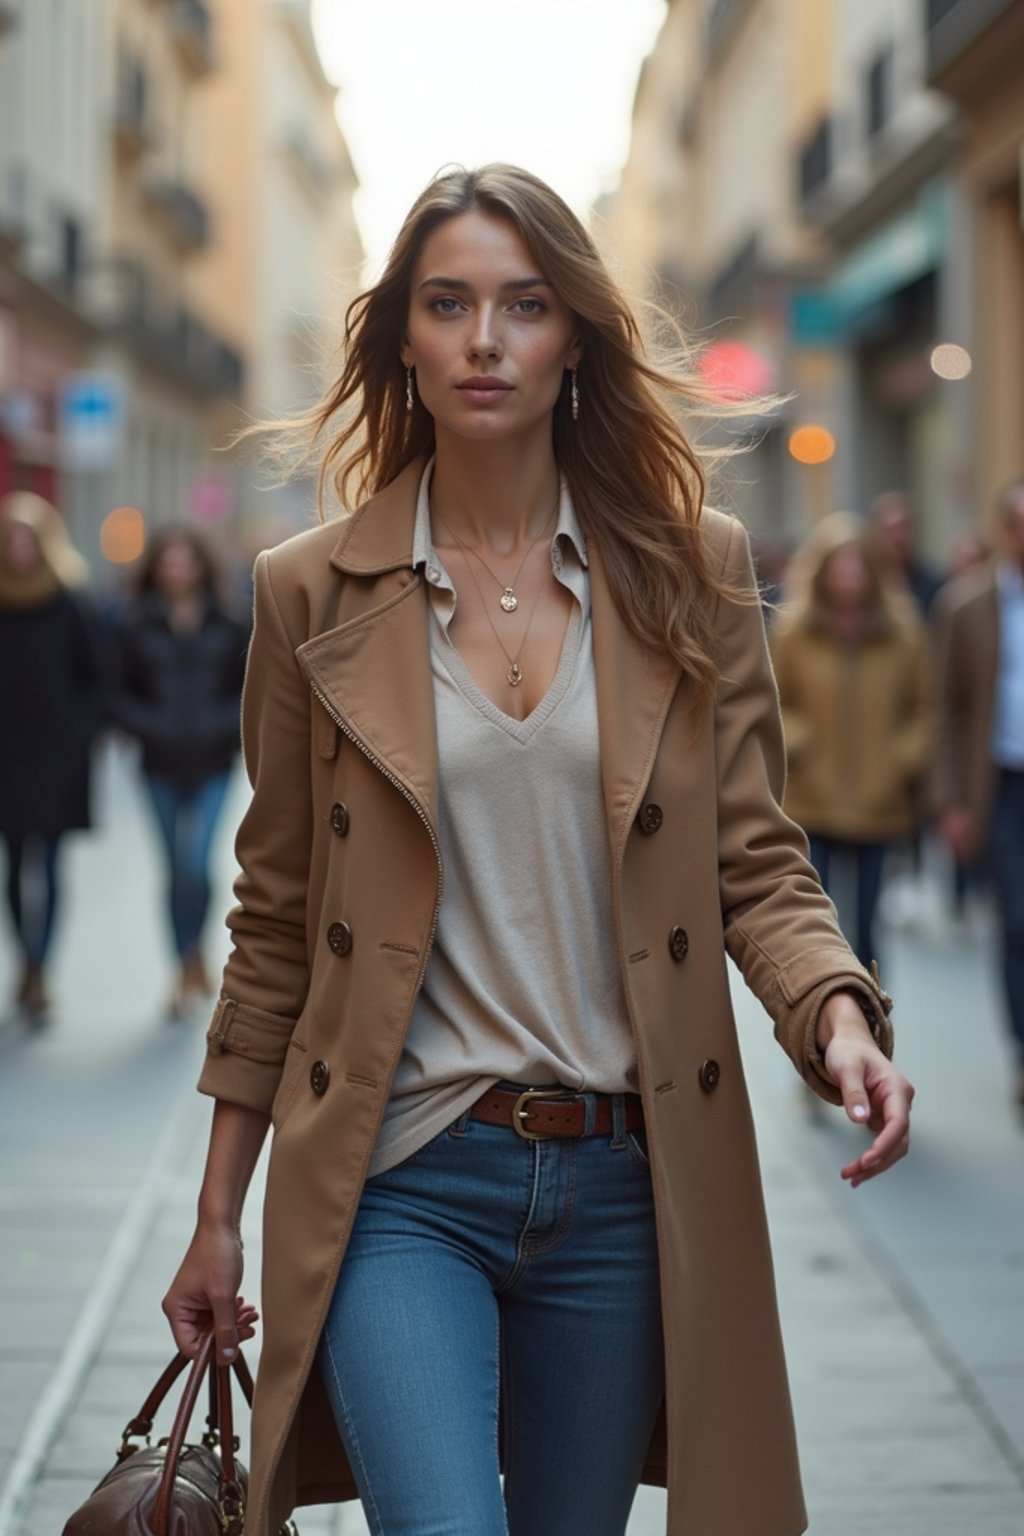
[{"xmin": 432, "ymin": 494, "xmax": 558, "ymax": 688}]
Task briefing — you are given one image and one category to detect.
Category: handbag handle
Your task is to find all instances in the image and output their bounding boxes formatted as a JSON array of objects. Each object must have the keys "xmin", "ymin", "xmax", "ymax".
[
  {"xmin": 118, "ymin": 1333, "xmax": 254, "ymax": 1536},
  {"xmin": 119, "ymin": 1339, "xmax": 256, "ymax": 1456}
]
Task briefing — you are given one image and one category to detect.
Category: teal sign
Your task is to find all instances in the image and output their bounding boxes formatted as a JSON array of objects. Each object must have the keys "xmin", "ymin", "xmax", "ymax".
[{"xmin": 789, "ymin": 179, "xmax": 949, "ymax": 346}]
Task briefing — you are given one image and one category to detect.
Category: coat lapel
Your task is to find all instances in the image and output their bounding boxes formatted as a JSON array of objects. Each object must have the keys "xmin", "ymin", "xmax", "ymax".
[
  {"xmin": 295, "ymin": 461, "xmax": 440, "ymax": 830},
  {"xmin": 293, "ymin": 458, "xmax": 683, "ymax": 854},
  {"xmin": 589, "ymin": 542, "xmax": 683, "ymax": 866}
]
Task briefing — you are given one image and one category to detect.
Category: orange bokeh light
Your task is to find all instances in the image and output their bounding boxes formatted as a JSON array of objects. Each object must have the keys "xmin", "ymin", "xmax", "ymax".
[
  {"xmin": 787, "ymin": 425, "xmax": 836, "ymax": 465},
  {"xmin": 100, "ymin": 506, "xmax": 146, "ymax": 564}
]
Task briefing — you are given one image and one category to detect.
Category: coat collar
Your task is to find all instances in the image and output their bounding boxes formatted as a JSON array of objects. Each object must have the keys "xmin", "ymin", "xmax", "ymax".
[
  {"xmin": 329, "ymin": 458, "xmax": 425, "ymax": 575},
  {"xmin": 305, "ymin": 458, "xmax": 683, "ymax": 860}
]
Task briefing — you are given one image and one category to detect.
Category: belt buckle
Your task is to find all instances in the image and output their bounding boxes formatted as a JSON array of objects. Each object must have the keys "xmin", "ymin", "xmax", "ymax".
[{"xmin": 512, "ymin": 1086, "xmax": 570, "ymax": 1141}]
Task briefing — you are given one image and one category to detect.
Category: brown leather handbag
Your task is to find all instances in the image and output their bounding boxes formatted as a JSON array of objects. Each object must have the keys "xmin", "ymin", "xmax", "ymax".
[{"xmin": 62, "ymin": 1332, "xmax": 297, "ymax": 1535}]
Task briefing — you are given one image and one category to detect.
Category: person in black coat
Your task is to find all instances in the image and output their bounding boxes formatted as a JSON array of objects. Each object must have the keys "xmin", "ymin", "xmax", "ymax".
[
  {"xmin": 111, "ymin": 526, "xmax": 249, "ymax": 1017},
  {"xmin": 0, "ymin": 492, "xmax": 106, "ymax": 1019}
]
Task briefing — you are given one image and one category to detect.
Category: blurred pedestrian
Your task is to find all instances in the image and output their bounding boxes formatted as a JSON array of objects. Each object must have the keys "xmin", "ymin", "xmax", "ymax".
[
  {"xmin": 947, "ymin": 528, "xmax": 989, "ymax": 582},
  {"xmin": 111, "ymin": 526, "xmax": 249, "ymax": 1018},
  {"xmin": 0, "ymin": 492, "xmax": 106, "ymax": 1020},
  {"xmin": 162, "ymin": 165, "xmax": 912, "ymax": 1536},
  {"xmin": 772, "ymin": 512, "xmax": 931, "ymax": 968},
  {"xmin": 938, "ymin": 528, "xmax": 990, "ymax": 928},
  {"xmin": 868, "ymin": 489, "xmax": 943, "ymax": 619},
  {"xmin": 934, "ymin": 481, "xmax": 1024, "ymax": 1109}
]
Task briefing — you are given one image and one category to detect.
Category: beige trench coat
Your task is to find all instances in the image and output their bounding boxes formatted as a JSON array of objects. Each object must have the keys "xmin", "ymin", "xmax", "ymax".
[
  {"xmin": 771, "ymin": 614, "xmax": 932, "ymax": 842},
  {"xmin": 197, "ymin": 459, "xmax": 894, "ymax": 1536}
]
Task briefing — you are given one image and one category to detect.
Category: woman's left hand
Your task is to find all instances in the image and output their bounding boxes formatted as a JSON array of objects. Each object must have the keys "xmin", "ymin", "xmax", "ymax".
[{"xmin": 817, "ymin": 990, "xmax": 915, "ymax": 1188}]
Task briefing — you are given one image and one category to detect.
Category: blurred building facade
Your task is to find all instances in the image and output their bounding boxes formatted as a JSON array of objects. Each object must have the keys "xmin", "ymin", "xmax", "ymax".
[
  {"xmin": 0, "ymin": 0, "xmax": 362, "ymax": 577},
  {"xmin": 608, "ymin": 0, "xmax": 1024, "ymax": 556}
]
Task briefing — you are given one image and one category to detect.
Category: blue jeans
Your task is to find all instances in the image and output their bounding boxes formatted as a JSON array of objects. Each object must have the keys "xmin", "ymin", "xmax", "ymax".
[
  {"xmin": 2, "ymin": 834, "xmax": 61, "ymax": 969},
  {"xmin": 145, "ymin": 773, "xmax": 230, "ymax": 959},
  {"xmin": 989, "ymin": 770, "xmax": 1024, "ymax": 1065},
  {"xmin": 319, "ymin": 1092, "xmax": 665, "ymax": 1536},
  {"xmin": 808, "ymin": 835, "xmax": 888, "ymax": 970}
]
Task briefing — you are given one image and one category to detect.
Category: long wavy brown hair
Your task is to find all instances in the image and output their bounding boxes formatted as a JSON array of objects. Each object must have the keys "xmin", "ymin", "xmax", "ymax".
[{"xmin": 247, "ymin": 164, "xmax": 764, "ymax": 711}]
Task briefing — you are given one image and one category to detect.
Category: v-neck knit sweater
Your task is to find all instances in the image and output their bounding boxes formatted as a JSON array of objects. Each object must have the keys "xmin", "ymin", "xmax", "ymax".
[{"xmin": 367, "ymin": 463, "xmax": 635, "ymax": 1176}]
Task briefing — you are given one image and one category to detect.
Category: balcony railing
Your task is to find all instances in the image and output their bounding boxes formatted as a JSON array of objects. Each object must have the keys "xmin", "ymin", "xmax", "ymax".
[
  {"xmin": 113, "ymin": 53, "xmax": 155, "ymax": 155},
  {"xmin": 86, "ymin": 254, "xmax": 243, "ymax": 397},
  {"xmin": 142, "ymin": 174, "xmax": 210, "ymax": 251},
  {"xmin": 167, "ymin": 0, "xmax": 214, "ymax": 75},
  {"xmin": 797, "ymin": 116, "xmax": 832, "ymax": 202}
]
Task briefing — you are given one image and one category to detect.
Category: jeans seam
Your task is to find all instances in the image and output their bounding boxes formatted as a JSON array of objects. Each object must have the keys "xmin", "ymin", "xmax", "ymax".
[
  {"xmin": 321, "ymin": 1331, "xmax": 384, "ymax": 1536},
  {"xmin": 494, "ymin": 1307, "xmax": 508, "ymax": 1531},
  {"xmin": 520, "ymin": 1141, "xmax": 577, "ymax": 1260}
]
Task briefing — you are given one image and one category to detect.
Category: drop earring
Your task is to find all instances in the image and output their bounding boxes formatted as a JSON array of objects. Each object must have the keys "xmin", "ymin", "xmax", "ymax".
[
  {"xmin": 570, "ymin": 366, "xmax": 579, "ymax": 421},
  {"xmin": 405, "ymin": 366, "xmax": 414, "ymax": 414}
]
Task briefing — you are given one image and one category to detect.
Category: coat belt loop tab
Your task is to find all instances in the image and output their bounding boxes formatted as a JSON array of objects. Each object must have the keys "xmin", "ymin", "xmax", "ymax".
[{"xmin": 208, "ymin": 997, "xmax": 236, "ymax": 1054}]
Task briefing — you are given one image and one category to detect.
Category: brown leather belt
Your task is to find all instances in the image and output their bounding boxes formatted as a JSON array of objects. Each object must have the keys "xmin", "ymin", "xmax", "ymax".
[{"xmin": 470, "ymin": 1086, "xmax": 644, "ymax": 1142}]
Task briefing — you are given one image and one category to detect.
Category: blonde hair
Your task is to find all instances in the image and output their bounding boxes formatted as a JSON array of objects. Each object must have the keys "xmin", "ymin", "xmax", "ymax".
[
  {"xmin": 0, "ymin": 491, "xmax": 89, "ymax": 604},
  {"xmin": 242, "ymin": 163, "xmax": 763, "ymax": 713},
  {"xmin": 779, "ymin": 512, "xmax": 914, "ymax": 634}
]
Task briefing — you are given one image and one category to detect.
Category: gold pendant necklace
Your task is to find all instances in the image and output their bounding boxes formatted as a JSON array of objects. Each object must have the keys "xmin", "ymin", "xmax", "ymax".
[
  {"xmin": 436, "ymin": 527, "xmax": 549, "ymax": 688},
  {"xmin": 434, "ymin": 494, "xmax": 558, "ymax": 616}
]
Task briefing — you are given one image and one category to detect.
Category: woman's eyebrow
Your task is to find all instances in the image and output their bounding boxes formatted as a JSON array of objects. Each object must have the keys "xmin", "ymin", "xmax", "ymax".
[{"xmin": 417, "ymin": 276, "xmax": 553, "ymax": 293}]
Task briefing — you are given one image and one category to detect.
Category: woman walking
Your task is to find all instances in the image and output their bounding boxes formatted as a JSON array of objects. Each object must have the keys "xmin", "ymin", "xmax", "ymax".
[
  {"xmin": 0, "ymin": 492, "xmax": 105, "ymax": 1020},
  {"xmin": 772, "ymin": 513, "xmax": 932, "ymax": 969},
  {"xmin": 112, "ymin": 527, "xmax": 248, "ymax": 1017},
  {"xmin": 163, "ymin": 166, "xmax": 914, "ymax": 1536}
]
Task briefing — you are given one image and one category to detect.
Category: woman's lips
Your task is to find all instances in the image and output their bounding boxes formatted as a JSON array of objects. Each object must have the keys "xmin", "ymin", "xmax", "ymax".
[{"xmin": 457, "ymin": 378, "xmax": 513, "ymax": 405}]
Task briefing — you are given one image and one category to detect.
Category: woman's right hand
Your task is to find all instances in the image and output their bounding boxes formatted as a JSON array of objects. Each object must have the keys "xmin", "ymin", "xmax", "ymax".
[{"xmin": 162, "ymin": 1221, "xmax": 259, "ymax": 1363}]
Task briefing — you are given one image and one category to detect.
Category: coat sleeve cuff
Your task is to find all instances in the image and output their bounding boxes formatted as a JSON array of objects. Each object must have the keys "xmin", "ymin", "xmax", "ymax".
[
  {"xmin": 772, "ymin": 957, "xmax": 894, "ymax": 1105},
  {"xmin": 196, "ymin": 995, "xmax": 296, "ymax": 1116}
]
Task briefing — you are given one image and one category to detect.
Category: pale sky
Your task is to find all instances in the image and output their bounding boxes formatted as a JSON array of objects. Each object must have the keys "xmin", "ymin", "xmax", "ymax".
[{"xmin": 311, "ymin": 0, "xmax": 667, "ymax": 278}]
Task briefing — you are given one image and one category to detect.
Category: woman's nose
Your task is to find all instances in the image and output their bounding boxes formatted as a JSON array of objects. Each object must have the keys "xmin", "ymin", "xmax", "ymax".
[{"xmin": 466, "ymin": 306, "xmax": 502, "ymax": 360}]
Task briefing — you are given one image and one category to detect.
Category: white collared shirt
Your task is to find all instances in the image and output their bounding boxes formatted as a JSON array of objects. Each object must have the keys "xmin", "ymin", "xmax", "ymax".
[{"xmin": 368, "ymin": 459, "xmax": 634, "ymax": 1178}]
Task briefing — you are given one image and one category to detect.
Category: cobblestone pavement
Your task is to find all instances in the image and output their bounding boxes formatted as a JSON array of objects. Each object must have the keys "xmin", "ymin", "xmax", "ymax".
[{"xmin": 1, "ymin": 742, "xmax": 1022, "ymax": 1534}]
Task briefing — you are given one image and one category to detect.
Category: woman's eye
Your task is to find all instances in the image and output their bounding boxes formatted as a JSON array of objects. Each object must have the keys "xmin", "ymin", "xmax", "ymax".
[
  {"xmin": 430, "ymin": 297, "xmax": 462, "ymax": 314},
  {"xmin": 515, "ymin": 299, "xmax": 546, "ymax": 315}
]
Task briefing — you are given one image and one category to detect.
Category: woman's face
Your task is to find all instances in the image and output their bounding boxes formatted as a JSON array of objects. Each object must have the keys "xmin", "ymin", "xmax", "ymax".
[
  {"xmin": 400, "ymin": 210, "xmax": 581, "ymax": 445},
  {"xmin": 0, "ymin": 521, "xmax": 43, "ymax": 575},
  {"xmin": 820, "ymin": 543, "xmax": 871, "ymax": 608},
  {"xmin": 153, "ymin": 537, "xmax": 205, "ymax": 601}
]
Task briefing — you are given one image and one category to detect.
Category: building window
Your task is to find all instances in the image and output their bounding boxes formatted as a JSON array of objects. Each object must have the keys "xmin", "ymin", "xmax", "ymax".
[
  {"xmin": 865, "ymin": 47, "xmax": 891, "ymax": 138},
  {"xmin": 798, "ymin": 116, "xmax": 832, "ymax": 201},
  {"xmin": 60, "ymin": 215, "xmax": 80, "ymax": 291}
]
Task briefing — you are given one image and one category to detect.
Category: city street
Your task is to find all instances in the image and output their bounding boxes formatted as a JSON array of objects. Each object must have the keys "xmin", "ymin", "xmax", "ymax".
[{"xmin": 1, "ymin": 740, "xmax": 1022, "ymax": 1536}]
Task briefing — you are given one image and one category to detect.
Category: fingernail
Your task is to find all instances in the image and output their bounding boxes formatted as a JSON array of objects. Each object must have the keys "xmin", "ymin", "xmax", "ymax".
[
  {"xmin": 221, "ymin": 1347, "xmax": 237, "ymax": 1361},
  {"xmin": 852, "ymin": 1104, "xmax": 868, "ymax": 1120}
]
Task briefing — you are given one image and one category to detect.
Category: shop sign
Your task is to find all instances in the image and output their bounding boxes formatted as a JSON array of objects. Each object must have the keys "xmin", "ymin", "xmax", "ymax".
[{"xmin": 58, "ymin": 371, "xmax": 124, "ymax": 470}]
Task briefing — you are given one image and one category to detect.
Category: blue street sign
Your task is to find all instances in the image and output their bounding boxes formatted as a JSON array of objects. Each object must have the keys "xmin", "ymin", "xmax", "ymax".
[{"xmin": 58, "ymin": 372, "xmax": 124, "ymax": 470}]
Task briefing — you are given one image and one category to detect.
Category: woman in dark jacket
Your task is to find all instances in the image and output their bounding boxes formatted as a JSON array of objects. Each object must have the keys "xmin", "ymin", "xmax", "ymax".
[
  {"xmin": 0, "ymin": 492, "xmax": 105, "ymax": 1019},
  {"xmin": 112, "ymin": 527, "xmax": 249, "ymax": 1017}
]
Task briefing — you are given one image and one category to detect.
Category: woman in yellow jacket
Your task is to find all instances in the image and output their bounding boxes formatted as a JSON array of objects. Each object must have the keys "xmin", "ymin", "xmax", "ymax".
[{"xmin": 772, "ymin": 513, "xmax": 931, "ymax": 968}]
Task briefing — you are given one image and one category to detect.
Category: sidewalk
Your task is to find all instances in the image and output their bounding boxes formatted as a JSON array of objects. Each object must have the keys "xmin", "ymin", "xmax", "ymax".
[{"xmin": 2, "ymin": 745, "xmax": 1022, "ymax": 1534}]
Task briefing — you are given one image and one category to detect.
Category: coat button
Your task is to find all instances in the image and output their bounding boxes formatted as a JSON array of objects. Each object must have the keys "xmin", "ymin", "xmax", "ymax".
[
  {"xmin": 327, "ymin": 921, "xmax": 352, "ymax": 956},
  {"xmin": 668, "ymin": 925, "xmax": 689, "ymax": 962},
  {"xmin": 698, "ymin": 1059, "xmax": 721, "ymax": 1094},
  {"xmin": 638, "ymin": 803, "xmax": 664, "ymax": 835},
  {"xmin": 330, "ymin": 802, "xmax": 349, "ymax": 837},
  {"xmin": 310, "ymin": 1060, "xmax": 330, "ymax": 1096}
]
